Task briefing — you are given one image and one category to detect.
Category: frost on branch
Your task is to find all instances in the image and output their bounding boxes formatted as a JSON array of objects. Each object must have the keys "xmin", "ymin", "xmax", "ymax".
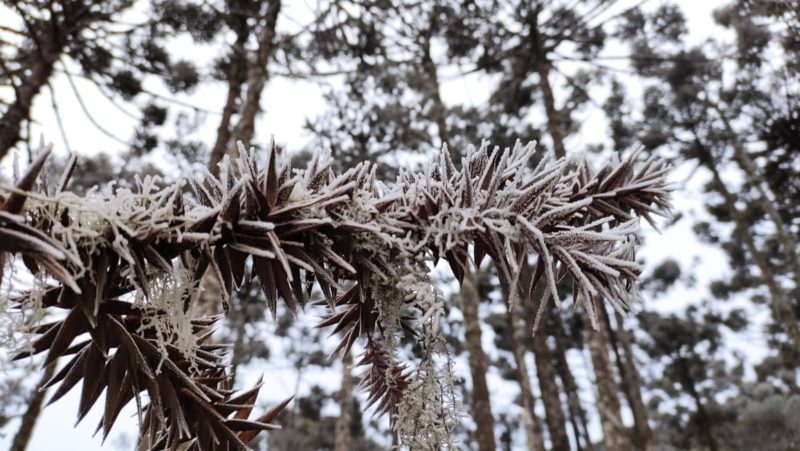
[{"xmin": 0, "ymin": 141, "xmax": 670, "ymax": 450}]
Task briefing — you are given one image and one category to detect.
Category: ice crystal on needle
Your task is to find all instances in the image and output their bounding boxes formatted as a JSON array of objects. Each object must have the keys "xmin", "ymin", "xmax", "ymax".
[{"xmin": 0, "ymin": 141, "xmax": 670, "ymax": 449}]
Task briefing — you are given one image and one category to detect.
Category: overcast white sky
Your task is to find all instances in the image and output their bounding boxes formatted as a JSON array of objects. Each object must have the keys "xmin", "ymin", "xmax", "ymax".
[{"xmin": 0, "ymin": 1, "xmax": 747, "ymax": 450}]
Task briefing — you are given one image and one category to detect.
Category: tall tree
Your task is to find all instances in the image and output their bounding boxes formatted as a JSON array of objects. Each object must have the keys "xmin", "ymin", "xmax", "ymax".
[
  {"xmin": 334, "ymin": 352, "xmax": 354, "ymax": 451},
  {"xmin": 583, "ymin": 309, "xmax": 631, "ymax": 450},
  {"xmin": 198, "ymin": 0, "xmax": 283, "ymax": 315},
  {"xmin": 532, "ymin": 326, "xmax": 570, "ymax": 450},
  {"xmin": 229, "ymin": 0, "xmax": 281, "ymax": 150},
  {"xmin": 0, "ymin": 0, "xmax": 216, "ymax": 162},
  {"xmin": 461, "ymin": 274, "xmax": 497, "ymax": 451},
  {"xmin": 205, "ymin": 0, "xmax": 254, "ymax": 176},
  {"xmin": 0, "ymin": 0, "xmax": 129, "ymax": 159},
  {"xmin": 606, "ymin": 307, "xmax": 652, "ymax": 450},
  {"xmin": 612, "ymin": 1, "xmax": 800, "ymax": 359},
  {"xmin": 443, "ymin": 2, "xmax": 650, "ymax": 449},
  {"xmin": 305, "ymin": 3, "xmax": 505, "ymax": 448},
  {"xmin": 551, "ymin": 314, "xmax": 595, "ymax": 451},
  {"xmin": 505, "ymin": 304, "xmax": 547, "ymax": 451},
  {"xmin": 0, "ymin": 73, "xmax": 670, "ymax": 451}
]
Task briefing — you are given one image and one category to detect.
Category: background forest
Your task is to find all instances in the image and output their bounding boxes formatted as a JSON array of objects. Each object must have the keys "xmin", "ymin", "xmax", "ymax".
[{"xmin": 0, "ymin": 0, "xmax": 798, "ymax": 450}]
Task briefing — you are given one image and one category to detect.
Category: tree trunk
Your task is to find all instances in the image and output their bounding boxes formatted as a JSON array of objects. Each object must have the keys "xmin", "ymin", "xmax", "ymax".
[
  {"xmin": 207, "ymin": 14, "xmax": 251, "ymax": 176},
  {"xmin": 535, "ymin": 59, "xmax": 567, "ymax": 160},
  {"xmin": 0, "ymin": 7, "xmax": 96, "ymax": 161},
  {"xmin": 9, "ymin": 361, "xmax": 57, "ymax": 451},
  {"xmin": 507, "ymin": 301, "xmax": 546, "ymax": 451},
  {"xmin": 585, "ymin": 309, "xmax": 633, "ymax": 451},
  {"xmin": 530, "ymin": 12, "xmax": 631, "ymax": 448},
  {"xmin": 420, "ymin": 24, "xmax": 498, "ymax": 449},
  {"xmin": 421, "ymin": 37, "xmax": 449, "ymax": 149},
  {"xmin": 461, "ymin": 269, "xmax": 496, "ymax": 451},
  {"xmin": 501, "ymin": 262, "xmax": 569, "ymax": 450},
  {"xmin": 334, "ymin": 352, "xmax": 353, "ymax": 451},
  {"xmin": 531, "ymin": 326, "xmax": 570, "ymax": 451},
  {"xmin": 232, "ymin": 0, "xmax": 282, "ymax": 148},
  {"xmin": 0, "ymin": 50, "xmax": 56, "ymax": 161},
  {"xmin": 677, "ymin": 356, "xmax": 718, "ymax": 451},
  {"xmin": 420, "ymin": 20, "xmax": 497, "ymax": 448},
  {"xmin": 418, "ymin": 15, "xmax": 459, "ymax": 167},
  {"xmin": 552, "ymin": 325, "xmax": 595, "ymax": 451},
  {"xmin": 604, "ymin": 307, "xmax": 652, "ymax": 451},
  {"xmin": 514, "ymin": 265, "xmax": 570, "ymax": 451},
  {"xmin": 529, "ymin": 9, "xmax": 566, "ymax": 160},
  {"xmin": 196, "ymin": 265, "xmax": 223, "ymax": 317},
  {"xmin": 425, "ymin": 25, "xmax": 501, "ymax": 448}
]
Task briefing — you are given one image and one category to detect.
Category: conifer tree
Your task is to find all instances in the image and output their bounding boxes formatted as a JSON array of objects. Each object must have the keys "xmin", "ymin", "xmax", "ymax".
[
  {"xmin": 443, "ymin": 2, "xmax": 658, "ymax": 448},
  {"xmin": 0, "ymin": 0, "xmax": 221, "ymax": 162},
  {"xmin": 612, "ymin": 0, "xmax": 800, "ymax": 366},
  {"xmin": 305, "ymin": 2, "xmax": 505, "ymax": 448}
]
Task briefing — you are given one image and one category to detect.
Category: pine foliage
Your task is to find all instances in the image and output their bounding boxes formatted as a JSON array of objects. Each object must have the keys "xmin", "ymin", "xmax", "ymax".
[{"xmin": 0, "ymin": 141, "xmax": 670, "ymax": 449}]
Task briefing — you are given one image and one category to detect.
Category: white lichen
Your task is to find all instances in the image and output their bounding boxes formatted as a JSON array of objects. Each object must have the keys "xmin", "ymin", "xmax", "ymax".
[{"xmin": 133, "ymin": 262, "xmax": 199, "ymax": 373}]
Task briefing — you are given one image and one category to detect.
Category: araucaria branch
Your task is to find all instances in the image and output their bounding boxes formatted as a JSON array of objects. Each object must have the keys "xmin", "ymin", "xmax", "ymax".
[{"xmin": 0, "ymin": 141, "xmax": 670, "ymax": 450}]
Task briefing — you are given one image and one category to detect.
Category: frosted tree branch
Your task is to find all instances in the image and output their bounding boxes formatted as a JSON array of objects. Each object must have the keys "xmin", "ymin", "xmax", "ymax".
[{"xmin": 0, "ymin": 141, "xmax": 670, "ymax": 450}]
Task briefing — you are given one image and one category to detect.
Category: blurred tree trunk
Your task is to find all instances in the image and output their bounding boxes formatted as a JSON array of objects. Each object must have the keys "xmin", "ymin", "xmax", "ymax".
[
  {"xmin": 500, "ymin": 263, "xmax": 549, "ymax": 451},
  {"xmin": 200, "ymin": 0, "xmax": 283, "ymax": 313},
  {"xmin": 530, "ymin": 10, "xmax": 633, "ymax": 446},
  {"xmin": 233, "ymin": 0, "xmax": 282, "ymax": 147},
  {"xmin": 207, "ymin": 8, "xmax": 251, "ymax": 176},
  {"xmin": 461, "ymin": 270, "xmax": 497, "ymax": 451},
  {"xmin": 505, "ymin": 296, "xmax": 547, "ymax": 451},
  {"xmin": 528, "ymin": 28, "xmax": 570, "ymax": 444},
  {"xmin": 196, "ymin": 266, "xmax": 223, "ymax": 317},
  {"xmin": 421, "ymin": 21, "xmax": 500, "ymax": 449},
  {"xmin": 529, "ymin": 9, "xmax": 566, "ymax": 160},
  {"xmin": 677, "ymin": 356, "xmax": 718, "ymax": 451},
  {"xmin": 0, "ymin": 5, "xmax": 96, "ymax": 161},
  {"xmin": 531, "ymin": 324, "xmax": 570, "ymax": 451},
  {"xmin": 421, "ymin": 33, "xmax": 449, "ymax": 152},
  {"xmin": 228, "ymin": 308, "xmax": 249, "ymax": 388},
  {"xmin": 604, "ymin": 307, "xmax": 652, "ymax": 451},
  {"xmin": 518, "ymin": 277, "xmax": 570, "ymax": 451},
  {"xmin": 585, "ymin": 310, "xmax": 633, "ymax": 451},
  {"xmin": 334, "ymin": 352, "xmax": 353, "ymax": 451},
  {"xmin": 9, "ymin": 362, "xmax": 57, "ymax": 451},
  {"xmin": 552, "ymin": 325, "xmax": 594, "ymax": 451}
]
